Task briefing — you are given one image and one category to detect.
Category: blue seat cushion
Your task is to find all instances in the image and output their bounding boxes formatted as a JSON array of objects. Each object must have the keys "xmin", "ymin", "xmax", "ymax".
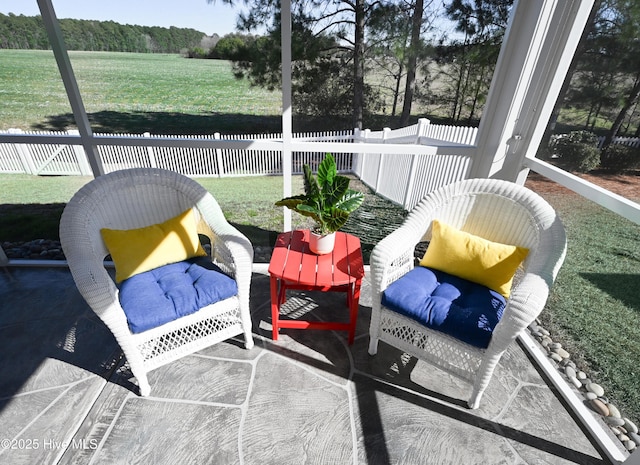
[
  {"xmin": 381, "ymin": 266, "xmax": 506, "ymax": 349},
  {"xmin": 119, "ymin": 257, "xmax": 238, "ymax": 334}
]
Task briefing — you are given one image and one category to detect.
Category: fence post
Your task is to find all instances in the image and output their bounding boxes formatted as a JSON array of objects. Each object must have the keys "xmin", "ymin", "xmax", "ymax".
[
  {"xmin": 403, "ymin": 153, "xmax": 420, "ymax": 210},
  {"xmin": 214, "ymin": 133, "xmax": 224, "ymax": 177},
  {"xmin": 373, "ymin": 128, "xmax": 391, "ymax": 192},
  {"xmin": 67, "ymin": 129, "xmax": 92, "ymax": 175},
  {"xmin": 8, "ymin": 128, "xmax": 37, "ymax": 174},
  {"xmin": 357, "ymin": 127, "xmax": 370, "ymax": 180},
  {"xmin": 143, "ymin": 132, "xmax": 157, "ymax": 168},
  {"xmin": 352, "ymin": 127, "xmax": 362, "ymax": 175},
  {"xmin": 416, "ymin": 118, "xmax": 430, "ymax": 142}
]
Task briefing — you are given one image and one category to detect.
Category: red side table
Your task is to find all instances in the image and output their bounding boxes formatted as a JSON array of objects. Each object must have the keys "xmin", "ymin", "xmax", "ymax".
[{"xmin": 268, "ymin": 230, "xmax": 365, "ymax": 345}]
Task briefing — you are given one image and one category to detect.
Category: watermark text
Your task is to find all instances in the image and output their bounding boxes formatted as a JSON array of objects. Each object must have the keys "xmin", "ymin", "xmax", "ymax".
[{"xmin": 1, "ymin": 438, "xmax": 98, "ymax": 451}]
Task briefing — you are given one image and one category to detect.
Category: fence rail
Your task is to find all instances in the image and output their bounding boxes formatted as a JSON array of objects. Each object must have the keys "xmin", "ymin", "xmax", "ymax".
[
  {"xmin": 0, "ymin": 119, "xmax": 479, "ymax": 210},
  {"xmin": 6, "ymin": 120, "xmax": 635, "ymax": 210},
  {"xmin": 0, "ymin": 129, "xmax": 357, "ymax": 177}
]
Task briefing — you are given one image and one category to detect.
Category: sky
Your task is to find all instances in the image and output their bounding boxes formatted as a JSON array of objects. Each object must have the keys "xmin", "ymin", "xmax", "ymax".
[{"xmin": 0, "ymin": 0, "xmax": 245, "ymax": 36}]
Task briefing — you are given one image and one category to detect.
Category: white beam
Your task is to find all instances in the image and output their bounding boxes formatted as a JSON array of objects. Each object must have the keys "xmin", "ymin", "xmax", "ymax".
[
  {"xmin": 470, "ymin": 0, "xmax": 595, "ymax": 183},
  {"xmin": 525, "ymin": 157, "xmax": 640, "ymax": 225},
  {"xmin": 281, "ymin": 0, "xmax": 293, "ymax": 231},
  {"xmin": 37, "ymin": 0, "xmax": 104, "ymax": 177}
]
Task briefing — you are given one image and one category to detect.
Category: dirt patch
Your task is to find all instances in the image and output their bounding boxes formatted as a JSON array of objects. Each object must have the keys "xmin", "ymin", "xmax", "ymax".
[{"xmin": 525, "ymin": 170, "xmax": 640, "ymax": 201}]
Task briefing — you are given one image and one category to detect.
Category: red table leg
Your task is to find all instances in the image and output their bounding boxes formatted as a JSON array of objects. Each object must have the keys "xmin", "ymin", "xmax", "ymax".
[
  {"xmin": 348, "ymin": 279, "xmax": 362, "ymax": 345},
  {"xmin": 270, "ymin": 275, "xmax": 280, "ymax": 341}
]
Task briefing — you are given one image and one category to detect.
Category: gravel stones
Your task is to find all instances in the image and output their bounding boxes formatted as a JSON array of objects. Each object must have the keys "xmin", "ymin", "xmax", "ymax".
[
  {"xmin": 2, "ymin": 239, "xmax": 65, "ymax": 260},
  {"xmin": 625, "ymin": 418, "xmax": 639, "ymax": 434},
  {"xmin": 590, "ymin": 399, "xmax": 610, "ymax": 416},
  {"xmin": 528, "ymin": 319, "xmax": 640, "ymax": 453}
]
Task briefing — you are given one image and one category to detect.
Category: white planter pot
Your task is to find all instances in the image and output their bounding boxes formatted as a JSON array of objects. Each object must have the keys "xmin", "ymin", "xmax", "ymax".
[{"xmin": 309, "ymin": 231, "xmax": 336, "ymax": 255}]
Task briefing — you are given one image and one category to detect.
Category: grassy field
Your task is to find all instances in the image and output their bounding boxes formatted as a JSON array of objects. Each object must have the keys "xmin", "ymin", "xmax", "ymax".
[
  {"xmin": 0, "ymin": 172, "xmax": 405, "ymax": 261},
  {"xmin": 0, "ymin": 50, "xmax": 283, "ymax": 134}
]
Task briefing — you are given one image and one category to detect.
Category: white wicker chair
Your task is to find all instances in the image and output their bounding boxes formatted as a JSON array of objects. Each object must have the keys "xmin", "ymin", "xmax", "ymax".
[
  {"xmin": 368, "ymin": 178, "xmax": 567, "ymax": 409},
  {"xmin": 60, "ymin": 168, "xmax": 254, "ymax": 396}
]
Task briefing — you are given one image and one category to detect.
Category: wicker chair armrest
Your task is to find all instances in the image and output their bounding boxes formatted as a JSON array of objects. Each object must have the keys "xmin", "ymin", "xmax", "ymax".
[
  {"xmin": 59, "ymin": 191, "xmax": 124, "ymax": 320},
  {"xmin": 489, "ymin": 210, "xmax": 566, "ymax": 352},
  {"xmin": 488, "ymin": 272, "xmax": 551, "ymax": 353},
  {"xmin": 195, "ymin": 194, "xmax": 253, "ymax": 308},
  {"xmin": 370, "ymin": 224, "xmax": 425, "ymax": 302},
  {"xmin": 64, "ymin": 244, "xmax": 130, "ymax": 332}
]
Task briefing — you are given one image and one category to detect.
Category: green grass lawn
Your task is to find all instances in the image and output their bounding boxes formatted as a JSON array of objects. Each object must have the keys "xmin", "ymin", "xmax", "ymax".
[
  {"xmin": 0, "ymin": 49, "xmax": 409, "ymax": 134},
  {"xmin": 0, "ymin": 173, "xmax": 305, "ymax": 246},
  {"xmin": 0, "ymin": 50, "xmax": 283, "ymax": 134},
  {"xmin": 532, "ymin": 189, "xmax": 640, "ymax": 426}
]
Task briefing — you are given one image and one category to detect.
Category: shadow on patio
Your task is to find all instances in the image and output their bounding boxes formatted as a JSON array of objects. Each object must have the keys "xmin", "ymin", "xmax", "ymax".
[{"xmin": 0, "ymin": 266, "xmax": 611, "ymax": 464}]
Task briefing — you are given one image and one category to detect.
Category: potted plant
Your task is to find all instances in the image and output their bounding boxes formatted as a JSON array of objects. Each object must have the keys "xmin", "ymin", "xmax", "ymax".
[{"xmin": 275, "ymin": 153, "xmax": 364, "ymax": 254}]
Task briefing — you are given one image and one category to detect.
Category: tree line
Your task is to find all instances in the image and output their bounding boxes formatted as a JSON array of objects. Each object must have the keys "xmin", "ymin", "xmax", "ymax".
[
  {"xmin": 0, "ymin": 13, "xmax": 206, "ymax": 53},
  {"xmin": 204, "ymin": 0, "xmax": 639, "ymax": 147}
]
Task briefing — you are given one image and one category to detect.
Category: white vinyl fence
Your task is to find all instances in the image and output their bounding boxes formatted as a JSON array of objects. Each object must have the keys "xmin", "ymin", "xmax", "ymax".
[
  {"xmin": 0, "ymin": 119, "xmax": 479, "ymax": 210},
  {"xmin": 0, "ymin": 129, "xmax": 355, "ymax": 177},
  {"xmin": 597, "ymin": 136, "xmax": 640, "ymax": 149},
  {"xmin": 353, "ymin": 119, "xmax": 477, "ymax": 209},
  {"xmin": 2, "ymin": 120, "xmax": 637, "ymax": 211}
]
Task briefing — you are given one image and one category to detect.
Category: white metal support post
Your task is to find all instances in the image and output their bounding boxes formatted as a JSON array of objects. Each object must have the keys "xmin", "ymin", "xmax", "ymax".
[
  {"xmin": 469, "ymin": 0, "xmax": 595, "ymax": 183},
  {"xmin": 281, "ymin": 0, "xmax": 293, "ymax": 232},
  {"xmin": 37, "ymin": 0, "xmax": 104, "ymax": 177}
]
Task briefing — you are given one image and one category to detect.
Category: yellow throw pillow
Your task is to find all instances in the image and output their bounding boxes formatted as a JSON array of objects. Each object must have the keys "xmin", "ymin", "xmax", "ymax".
[
  {"xmin": 101, "ymin": 208, "xmax": 207, "ymax": 283},
  {"xmin": 419, "ymin": 219, "xmax": 529, "ymax": 298}
]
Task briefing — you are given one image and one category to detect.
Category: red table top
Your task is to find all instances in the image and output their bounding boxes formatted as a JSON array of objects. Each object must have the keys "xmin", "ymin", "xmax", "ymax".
[{"xmin": 268, "ymin": 230, "xmax": 365, "ymax": 287}]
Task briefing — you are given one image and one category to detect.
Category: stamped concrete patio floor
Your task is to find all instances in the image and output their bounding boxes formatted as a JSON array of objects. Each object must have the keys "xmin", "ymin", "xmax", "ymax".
[{"xmin": 0, "ymin": 266, "xmax": 612, "ymax": 465}]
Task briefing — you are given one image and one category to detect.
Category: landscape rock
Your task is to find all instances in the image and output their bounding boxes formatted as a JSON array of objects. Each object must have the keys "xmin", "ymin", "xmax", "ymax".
[
  {"xmin": 590, "ymin": 399, "xmax": 609, "ymax": 416},
  {"xmin": 584, "ymin": 392, "xmax": 598, "ymax": 401},
  {"xmin": 569, "ymin": 376, "xmax": 582, "ymax": 389},
  {"xmin": 605, "ymin": 416, "xmax": 626, "ymax": 427},
  {"xmin": 549, "ymin": 353, "xmax": 563, "ymax": 363},
  {"xmin": 607, "ymin": 403, "xmax": 621, "ymax": 418},
  {"xmin": 586, "ymin": 383, "xmax": 605, "ymax": 397},
  {"xmin": 625, "ymin": 418, "xmax": 639, "ymax": 435},
  {"xmin": 527, "ymin": 322, "xmax": 639, "ymax": 455}
]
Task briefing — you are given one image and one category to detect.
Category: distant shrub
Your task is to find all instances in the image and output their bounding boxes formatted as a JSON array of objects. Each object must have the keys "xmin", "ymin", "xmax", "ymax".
[
  {"xmin": 186, "ymin": 47, "xmax": 207, "ymax": 59},
  {"xmin": 553, "ymin": 130, "xmax": 601, "ymax": 172},
  {"xmin": 600, "ymin": 144, "xmax": 640, "ymax": 172}
]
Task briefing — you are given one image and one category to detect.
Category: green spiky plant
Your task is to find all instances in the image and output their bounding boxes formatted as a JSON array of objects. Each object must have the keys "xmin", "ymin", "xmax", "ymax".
[{"xmin": 275, "ymin": 153, "xmax": 364, "ymax": 235}]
